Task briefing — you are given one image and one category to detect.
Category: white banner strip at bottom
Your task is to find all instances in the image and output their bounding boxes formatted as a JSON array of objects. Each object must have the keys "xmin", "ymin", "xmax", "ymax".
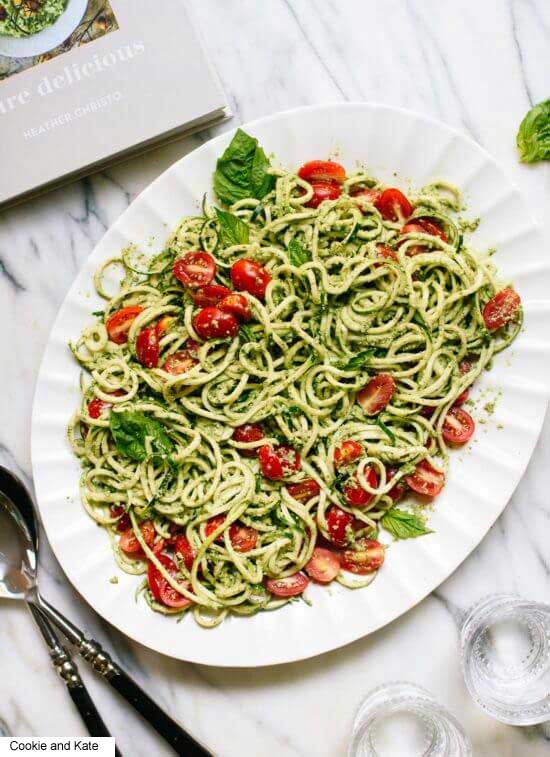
[{"xmin": 0, "ymin": 738, "xmax": 115, "ymax": 755}]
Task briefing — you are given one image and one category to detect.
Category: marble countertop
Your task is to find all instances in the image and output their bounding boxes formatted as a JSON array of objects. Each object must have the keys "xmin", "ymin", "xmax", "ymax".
[{"xmin": 1, "ymin": 1, "xmax": 550, "ymax": 754}]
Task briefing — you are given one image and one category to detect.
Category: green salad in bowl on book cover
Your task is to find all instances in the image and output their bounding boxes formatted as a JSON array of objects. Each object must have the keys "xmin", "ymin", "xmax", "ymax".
[{"xmin": 0, "ymin": 0, "xmax": 67, "ymax": 37}]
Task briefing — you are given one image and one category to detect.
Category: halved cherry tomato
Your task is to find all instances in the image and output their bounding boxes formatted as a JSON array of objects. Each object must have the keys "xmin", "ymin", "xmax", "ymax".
[
  {"xmin": 230, "ymin": 259, "xmax": 271, "ymax": 300},
  {"xmin": 442, "ymin": 406, "xmax": 475, "ymax": 444},
  {"xmin": 148, "ymin": 554, "xmax": 192, "ymax": 608},
  {"xmin": 185, "ymin": 338, "xmax": 200, "ymax": 355},
  {"xmin": 377, "ymin": 244, "xmax": 398, "ymax": 262},
  {"xmin": 286, "ymin": 478, "xmax": 321, "ymax": 502},
  {"xmin": 305, "ymin": 547, "xmax": 340, "ymax": 583},
  {"xmin": 119, "ymin": 520, "xmax": 156, "ymax": 555},
  {"xmin": 219, "ymin": 293, "xmax": 251, "ymax": 321},
  {"xmin": 266, "ymin": 572, "xmax": 309, "ymax": 597},
  {"xmin": 454, "ymin": 389, "xmax": 469, "ymax": 406},
  {"xmin": 375, "ymin": 188, "xmax": 413, "ymax": 222},
  {"xmin": 406, "ymin": 460, "xmax": 445, "ymax": 497},
  {"xmin": 482, "ymin": 288, "xmax": 521, "ymax": 331},
  {"xmin": 357, "ymin": 374, "xmax": 395, "ymax": 415},
  {"xmin": 232, "ymin": 424, "xmax": 264, "ymax": 457},
  {"xmin": 173, "ymin": 251, "xmax": 216, "ymax": 289},
  {"xmin": 343, "ymin": 467, "xmax": 378, "ymax": 508},
  {"xmin": 162, "ymin": 350, "xmax": 197, "ymax": 375},
  {"xmin": 350, "ymin": 186, "xmax": 381, "ymax": 204},
  {"xmin": 386, "ymin": 467, "xmax": 407, "ymax": 502},
  {"xmin": 334, "ymin": 439, "xmax": 363, "ymax": 468},
  {"xmin": 326, "ymin": 506, "xmax": 354, "ymax": 547},
  {"xmin": 298, "ymin": 160, "xmax": 346, "ymax": 184},
  {"xmin": 459, "ymin": 357, "xmax": 476, "ymax": 375},
  {"xmin": 110, "ymin": 505, "xmax": 130, "ymax": 532},
  {"xmin": 106, "ymin": 306, "xmax": 144, "ymax": 345},
  {"xmin": 229, "ymin": 523, "xmax": 258, "ymax": 553},
  {"xmin": 205, "ymin": 515, "xmax": 226, "ymax": 543},
  {"xmin": 304, "ymin": 180, "xmax": 341, "ymax": 208},
  {"xmin": 136, "ymin": 327, "xmax": 159, "ymax": 368},
  {"xmin": 156, "ymin": 316, "xmax": 175, "ymax": 338},
  {"xmin": 87, "ymin": 390, "xmax": 124, "ymax": 419},
  {"xmin": 341, "ymin": 538, "xmax": 385, "ymax": 574},
  {"xmin": 174, "ymin": 536, "xmax": 196, "ymax": 571},
  {"xmin": 192, "ymin": 284, "xmax": 231, "ymax": 307},
  {"xmin": 258, "ymin": 444, "xmax": 301, "ymax": 480},
  {"xmin": 193, "ymin": 307, "xmax": 240, "ymax": 340},
  {"xmin": 402, "ymin": 218, "xmax": 447, "ymax": 242},
  {"xmin": 420, "ymin": 405, "xmax": 435, "ymax": 418}
]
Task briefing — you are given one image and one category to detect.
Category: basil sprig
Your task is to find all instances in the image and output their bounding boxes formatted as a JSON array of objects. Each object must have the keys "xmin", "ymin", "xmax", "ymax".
[
  {"xmin": 215, "ymin": 208, "xmax": 249, "ymax": 247},
  {"xmin": 213, "ymin": 129, "xmax": 275, "ymax": 205},
  {"xmin": 517, "ymin": 100, "xmax": 550, "ymax": 163},
  {"xmin": 110, "ymin": 411, "xmax": 174, "ymax": 462},
  {"xmin": 381, "ymin": 507, "xmax": 433, "ymax": 540}
]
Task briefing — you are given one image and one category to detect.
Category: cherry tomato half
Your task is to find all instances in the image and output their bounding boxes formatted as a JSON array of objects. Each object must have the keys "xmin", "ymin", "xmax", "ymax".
[
  {"xmin": 155, "ymin": 316, "xmax": 175, "ymax": 338},
  {"xmin": 136, "ymin": 327, "xmax": 159, "ymax": 368},
  {"xmin": 341, "ymin": 538, "xmax": 385, "ymax": 575},
  {"xmin": 459, "ymin": 357, "xmax": 477, "ymax": 375},
  {"xmin": 386, "ymin": 467, "xmax": 407, "ymax": 502},
  {"xmin": 162, "ymin": 350, "xmax": 198, "ymax": 375},
  {"xmin": 228, "ymin": 524, "xmax": 258, "ymax": 553},
  {"xmin": 174, "ymin": 536, "xmax": 196, "ymax": 571},
  {"xmin": 192, "ymin": 284, "xmax": 231, "ymax": 307},
  {"xmin": 205, "ymin": 515, "xmax": 226, "ymax": 543},
  {"xmin": 110, "ymin": 505, "xmax": 130, "ymax": 532},
  {"xmin": 258, "ymin": 445, "xmax": 301, "ymax": 480},
  {"xmin": 119, "ymin": 520, "xmax": 156, "ymax": 555},
  {"xmin": 266, "ymin": 572, "xmax": 309, "ymax": 597},
  {"xmin": 106, "ymin": 306, "xmax": 144, "ymax": 345},
  {"xmin": 286, "ymin": 478, "xmax": 321, "ymax": 502},
  {"xmin": 454, "ymin": 389, "xmax": 469, "ymax": 406},
  {"xmin": 357, "ymin": 374, "xmax": 395, "ymax": 415},
  {"xmin": 305, "ymin": 547, "xmax": 341, "ymax": 583},
  {"xmin": 375, "ymin": 188, "xmax": 413, "ymax": 222},
  {"xmin": 343, "ymin": 467, "xmax": 378, "ymax": 508},
  {"xmin": 193, "ymin": 307, "xmax": 240, "ymax": 340},
  {"xmin": 231, "ymin": 424, "xmax": 264, "ymax": 457},
  {"xmin": 334, "ymin": 439, "xmax": 363, "ymax": 468},
  {"xmin": 376, "ymin": 244, "xmax": 398, "ymax": 262},
  {"xmin": 482, "ymin": 288, "xmax": 521, "ymax": 331},
  {"xmin": 87, "ymin": 390, "xmax": 124, "ymax": 419},
  {"xmin": 350, "ymin": 186, "xmax": 381, "ymax": 204},
  {"xmin": 230, "ymin": 259, "xmax": 271, "ymax": 300},
  {"xmin": 298, "ymin": 160, "xmax": 346, "ymax": 184},
  {"xmin": 148, "ymin": 554, "xmax": 192, "ymax": 608},
  {"xmin": 173, "ymin": 251, "xmax": 216, "ymax": 289},
  {"xmin": 304, "ymin": 180, "xmax": 341, "ymax": 208},
  {"xmin": 442, "ymin": 406, "xmax": 475, "ymax": 444},
  {"xmin": 219, "ymin": 293, "xmax": 251, "ymax": 321},
  {"xmin": 326, "ymin": 506, "xmax": 354, "ymax": 547},
  {"xmin": 405, "ymin": 460, "xmax": 445, "ymax": 497}
]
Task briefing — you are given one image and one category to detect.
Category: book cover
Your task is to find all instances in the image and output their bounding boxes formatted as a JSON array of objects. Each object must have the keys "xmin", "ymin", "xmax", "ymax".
[{"xmin": 0, "ymin": 0, "xmax": 227, "ymax": 207}]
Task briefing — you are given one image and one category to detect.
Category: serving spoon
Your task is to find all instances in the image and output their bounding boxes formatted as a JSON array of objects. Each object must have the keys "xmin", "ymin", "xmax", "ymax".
[{"xmin": 0, "ymin": 466, "xmax": 210, "ymax": 756}]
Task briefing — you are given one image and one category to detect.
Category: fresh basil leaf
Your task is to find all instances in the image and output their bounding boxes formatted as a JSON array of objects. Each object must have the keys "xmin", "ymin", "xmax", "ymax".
[
  {"xmin": 338, "ymin": 348, "xmax": 376, "ymax": 371},
  {"xmin": 239, "ymin": 324, "xmax": 257, "ymax": 342},
  {"xmin": 288, "ymin": 239, "xmax": 311, "ymax": 267},
  {"xmin": 376, "ymin": 416, "xmax": 395, "ymax": 444},
  {"xmin": 91, "ymin": 310, "xmax": 104, "ymax": 318},
  {"xmin": 381, "ymin": 508, "xmax": 433, "ymax": 540},
  {"xmin": 456, "ymin": 234, "xmax": 464, "ymax": 253},
  {"xmin": 215, "ymin": 208, "xmax": 250, "ymax": 247},
  {"xmin": 110, "ymin": 411, "xmax": 174, "ymax": 462},
  {"xmin": 214, "ymin": 129, "xmax": 275, "ymax": 205},
  {"xmin": 517, "ymin": 100, "xmax": 550, "ymax": 163}
]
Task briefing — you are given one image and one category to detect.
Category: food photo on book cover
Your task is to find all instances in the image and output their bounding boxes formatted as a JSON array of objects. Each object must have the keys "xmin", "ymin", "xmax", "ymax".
[{"xmin": 0, "ymin": 0, "xmax": 118, "ymax": 79}]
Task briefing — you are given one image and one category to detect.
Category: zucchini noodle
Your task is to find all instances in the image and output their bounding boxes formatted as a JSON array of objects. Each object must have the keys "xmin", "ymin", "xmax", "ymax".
[{"xmin": 68, "ymin": 157, "xmax": 521, "ymax": 628}]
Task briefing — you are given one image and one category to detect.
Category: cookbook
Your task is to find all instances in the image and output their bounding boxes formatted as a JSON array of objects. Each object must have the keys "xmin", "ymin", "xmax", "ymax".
[{"xmin": 0, "ymin": 0, "xmax": 227, "ymax": 208}]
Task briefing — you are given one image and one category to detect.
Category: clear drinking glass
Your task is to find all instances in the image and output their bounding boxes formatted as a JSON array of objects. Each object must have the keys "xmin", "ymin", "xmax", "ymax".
[
  {"xmin": 461, "ymin": 594, "xmax": 550, "ymax": 725},
  {"xmin": 348, "ymin": 681, "xmax": 472, "ymax": 757}
]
